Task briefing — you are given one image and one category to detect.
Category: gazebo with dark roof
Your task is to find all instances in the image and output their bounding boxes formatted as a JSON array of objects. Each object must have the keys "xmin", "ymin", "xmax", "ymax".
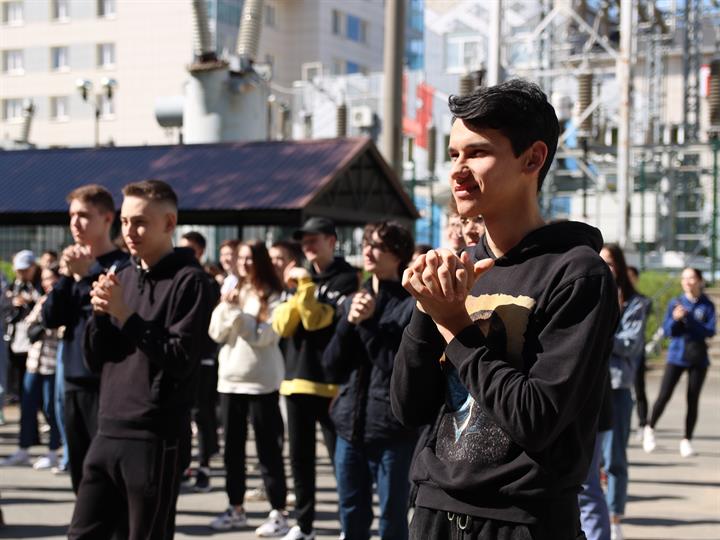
[{"xmin": 0, "ymin": 137, "xmax": 419, "ymax": 231}]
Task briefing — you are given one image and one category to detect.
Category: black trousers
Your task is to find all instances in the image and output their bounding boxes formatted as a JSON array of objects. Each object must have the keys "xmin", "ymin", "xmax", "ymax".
[
  {"xmin": 634, "ymin": 354, "xmax": 648, "ymax": 427},
  {"xmin": 220, "ymin": 392, "xmax": 287, "ymax": 509},
  {"xmin": 286, "ymin": 393, "xmax": 336, "ymax": 533},
  {"xmin": 65, "ymin": 388, "xmax": 99, "ymax": 493},
  {"xmin": 410, "ymin": 506, "xmax": 586, "ymax": 540},
  {"xmin": 7, "ymin": 350, "xmax": 27, "ymax": 401},
  {"xmin": 68, "ymin": 433, "xmax": 181, "ymax": 540},
  {"xmin": 193, "ymin": 363, "xmax": 219, "ymax": 467},
  {"xmin": 649, "ymin": 363, "xmax": 708, "ymax": 439}
]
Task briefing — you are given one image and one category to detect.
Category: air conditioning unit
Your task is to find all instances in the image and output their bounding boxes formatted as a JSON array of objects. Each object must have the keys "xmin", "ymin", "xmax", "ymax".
[{"xmin": 350, "ymin": 106, "xmax": 373, "ymax": 128}]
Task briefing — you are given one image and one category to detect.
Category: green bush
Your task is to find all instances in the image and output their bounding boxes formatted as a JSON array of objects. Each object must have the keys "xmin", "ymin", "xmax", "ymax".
[
  {"xmin": 0, "ymin": 260, "xmax": 13, "ymax": 284},
  {"xmin": 635, "ymin": 270, "xmax": 682, "ymax": 359}
]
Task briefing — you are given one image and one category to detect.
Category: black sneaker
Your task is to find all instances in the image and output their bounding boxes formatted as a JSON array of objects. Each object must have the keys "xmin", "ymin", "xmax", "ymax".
[{"xmin": 194, "ymin": 467, "xmax": 211, "ymax": 493}]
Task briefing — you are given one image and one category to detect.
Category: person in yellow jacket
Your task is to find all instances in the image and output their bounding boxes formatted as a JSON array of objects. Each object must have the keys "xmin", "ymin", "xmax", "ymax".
[{"xmin": 272, "ymin": 217, "xmax": 359, "ymax": 540}]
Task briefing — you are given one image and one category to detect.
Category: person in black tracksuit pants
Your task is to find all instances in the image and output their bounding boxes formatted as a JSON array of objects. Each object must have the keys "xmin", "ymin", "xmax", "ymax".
[
  {"xmin": 68, "ymin": 181, "xmax": 213, "ymax": 539},
  {"xmin": 43, "ymin": 185, "xmax": 129, "ymax": 493},
  {"xmin": 272, "ymin": 217, "xmax": 359, "ymax": 540}
]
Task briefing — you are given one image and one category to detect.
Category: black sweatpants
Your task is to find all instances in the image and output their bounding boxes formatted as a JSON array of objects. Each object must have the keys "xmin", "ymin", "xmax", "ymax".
[
  {"xmin": 220, "ymin": 392, "xmax": 287, "ymax": 509},
  {"xmin": 649, "ymin": 363, "xmax": 708, "ymax": 439},
  {"xmin": 193, "ymin": 363, "xmax": 219, "ymax": 467},
  {"xmin": 634, "ymin": 354, "xmax": 648, "ymax": 427},
  {"xmin": 286, "ymin": 393, "xmax": 336, "ymax": 533},
  {"xmin": 65, "ymin": 388, "xmax": 99, "ymax": 493},
  {"xmin": 68, "ymin": 433, "xmax": 181, "ymax": 540},
  {"xmin": 410, "ymin": 506, "xmax": 586, "ymax": 540}
]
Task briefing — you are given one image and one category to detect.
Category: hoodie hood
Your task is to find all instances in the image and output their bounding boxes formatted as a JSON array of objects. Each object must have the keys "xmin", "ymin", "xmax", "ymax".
[
  {"xmin": 134, "ymin": 247, "xmax": 200, "ymax": 302},
  {"xmin": 472, "ymin": 221, "xmax": 604, "ymax": 266},
  {"xmin": 310, "ymin": 257, "xmax": 357, "ymax": 282}
]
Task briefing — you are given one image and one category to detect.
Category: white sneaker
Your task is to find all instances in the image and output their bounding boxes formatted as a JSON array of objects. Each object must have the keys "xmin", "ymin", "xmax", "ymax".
[
  {"xmin": 610, "ymin": 522, "xmax": 624, "ymax": 540},
  {"xmin": 680, "ymin": 438, "xmax": 695, "ymax": 457},
  {"xmin": 255, "ymin": 509, "xmax": 290, "ymax": 537},
  {"xmin": 33, "ymin": 453, "xmax": 58, "ymax": 470},
  {"xmin": 634, "ymin": 427, "xmax": 645, "ymax": 442},
  {"xmin": 642, "ymin": 425, "xmax": 656, "ymax": 453},
  {"xmin": 0, "ymin": 449, "xmax": 30, "ymax": 467},
  {"xmin": 209, "ymin": 507, "xmax": 248, "ymax": 531},
  {"xmin": 281, "ymin": 525, "xmax": 316, "ymax": 540}
]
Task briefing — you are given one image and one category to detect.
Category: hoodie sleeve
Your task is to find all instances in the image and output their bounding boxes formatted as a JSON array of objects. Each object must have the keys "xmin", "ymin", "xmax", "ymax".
[
  {"xmin": 612, "ymin": 296, "xmax": 647, "ymax": 361},
  {"xmin": 208, "ymin": 301, "xmax": 248, "ymax": 344},
  {"xmin": 662, "ymin": 298, "xmax": 685, "ymax": 337},
  {"xmin": 322, "ymin": 297, "xmax": 363, "ymax": 383},
  {"xmin": 119, "ymin": 271, "xmax": 212, "ymax": 380},
  {"xmin": 246, "ymin": 295, "xmax": 281, "ymax": 348},
  {"xmin": 42, "ymin": 275, "xmax": 78, "ymax": 329},
  {"xmin": 443, "ymin": 272, "xmax": 617, "ymax": 453},
  {"xmin": 291, "ymin": 277, "xmax": 335, "ymax": 331},
  {"xmin": 390, "ymin": 307, "xmax": 447, "ymax": 428},
  {"xmin": 84, "ymin": 313, "xmax": 136, "ymax": 372},
  {"xmin": 356, "ymin": 296, "xmax": 414, "ymax": 373}
]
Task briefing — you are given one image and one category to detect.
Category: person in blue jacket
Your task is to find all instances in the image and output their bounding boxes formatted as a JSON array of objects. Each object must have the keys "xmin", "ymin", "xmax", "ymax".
[
  {"xmin": 598, "ymin": 244, "xmax": 650, "ymax": 540},
  {"xmin": 643, "ymin": 267, "xmax": 716, "ymax": 458},
  {"xmin": 323, "ymin": 221, "xmax": 416, "ymax": 540}
]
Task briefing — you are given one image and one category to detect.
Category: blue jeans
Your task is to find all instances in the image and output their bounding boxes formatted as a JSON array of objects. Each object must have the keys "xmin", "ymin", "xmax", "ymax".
[
  {"xmin": 602, "ymin": 388, "xmax": 634, "ymax": 516},
  {"xmin": 579, "ymin": 431, "xmax": 611, "ymax": 540},
  {"xmin": 55, "ymin": 343, "xmax": 69, "ymax": 467},
  {"xmin": 20, "ymin": 371, "xmax": 60, "ymax": 450},
  {"xmin": 335, "ymin": 436, "xmax": 414, "ymax": 540}
]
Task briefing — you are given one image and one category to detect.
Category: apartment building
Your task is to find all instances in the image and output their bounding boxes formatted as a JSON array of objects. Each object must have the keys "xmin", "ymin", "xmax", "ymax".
[{"xmin": 0, "ymin": 0, "xmax": 386, "ymax": 148}]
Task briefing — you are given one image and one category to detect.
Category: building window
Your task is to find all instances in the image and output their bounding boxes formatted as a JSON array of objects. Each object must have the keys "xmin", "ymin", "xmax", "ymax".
[
  {"xmin": 445, "ymin": 34, "xmax": 484, "ymax": 73},
  {"xmin": 346, "ymin": 61, "xmax": 366, "ymax": 75},
  {"xmin": 97, "ymin": 0, "xmax": 115, "ymax": 18},
  {"xmin": 264, "ymin": 4, "xmax": 275, "ymax": 28},
  {"xmin": 2, "ymin": 98, "xmax": 24, "ymax": 121},
  {"xmin": 50, "ymin": 96, "xmax": 69, "ymax": 120},
  {"xmin": 3, "ymin": 1, "xmax": 23, "ymax": 25},
  {"xmin": 97, "ymin": 43, "xmax": 115, "ymax": 68},
  {"xmin": 346, "ymin": 14, "xmax": 367, "ymax": 43},
  {"xmin": 51, "ymin": 46, "xmax": 69, "ymax": 71},
  {"xmin": 3, "ymin": 49, "xmax": 23, "ymax": 74},
  {"xmin": 52, "ymin": 0, "xmax": 69, "ymax": 21},
  {"xmin": 98, "ymin": 94, "xmax": 114, "ymax": 118},
  {"xmin": 332, "ymin": 9, "xmax": 342, "ymax": 35}
]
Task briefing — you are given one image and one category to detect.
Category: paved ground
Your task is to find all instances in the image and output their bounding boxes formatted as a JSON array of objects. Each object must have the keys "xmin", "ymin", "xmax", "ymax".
[{"xmin": 0, "ymin": 364, "xmax": 718, "ymax": 539}]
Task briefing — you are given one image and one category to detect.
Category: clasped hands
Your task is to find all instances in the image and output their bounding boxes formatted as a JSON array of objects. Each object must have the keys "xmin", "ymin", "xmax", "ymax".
[
  {"xmin": 403, "ymin": 249, "xmax": 494, "ymax": 341},
  {"xmin": 90, "ymin": 272, "xmax": 132, "ymax": 326}
]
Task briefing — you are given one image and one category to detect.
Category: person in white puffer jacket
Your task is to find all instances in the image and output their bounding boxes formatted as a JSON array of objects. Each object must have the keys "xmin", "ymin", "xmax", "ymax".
[{"xmin": 208, "ymin": 240, "xmax": 289, "ymax": 538}]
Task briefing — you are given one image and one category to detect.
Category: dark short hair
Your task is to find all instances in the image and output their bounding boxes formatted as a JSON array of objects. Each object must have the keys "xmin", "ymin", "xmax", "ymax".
[
  {"xmin": 363, "ymin": 221, "xmax": 415, "ymax": 271},
  {"xmin": 181, "ymin": 231, "xmax": 206, "ymax": 251},
  {"xmin": 219, "ymin": 239, "xmax": 240, "ymax": 251},
  {"xmin": 448, "ymin": 79, "xmax": 559, "ymax": 191},
  {"xmin": 414, "ymin": 243, "xmax": 433, "ymax": 255},
  {"xmin": 271, "ymin": 240, "xmax": 304, "ymax": 265},
  {"xmin": 41, "ymin": 250, "xmax": 58, "ymax": 259},
  {"xmin": 66, "ymin": 184, "xmax": 115, "ymax": 214},
  {"xmin": 122, "ymin": 180, "xmax": 178, "ymax": 209}
]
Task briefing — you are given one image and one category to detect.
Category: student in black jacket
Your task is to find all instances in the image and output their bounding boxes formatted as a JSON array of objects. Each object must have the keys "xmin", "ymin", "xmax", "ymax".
[
  {"xmin": 391, "ymin": 80, "xmax": 618, "ymax": 540},
  {"xmin": 323, "ymin": 221, "xmax": 416, "ymax": 540},
  {"xmin": 42, "ymin": 185, "xmax": 129, "ymax": 491},
  {"xmin": 68, "ymin": 180, "xmax": 214, "ymax": 539}
]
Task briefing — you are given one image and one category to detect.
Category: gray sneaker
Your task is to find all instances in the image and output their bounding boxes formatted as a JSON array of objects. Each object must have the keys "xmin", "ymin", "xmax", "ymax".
[{"xmin": 209, "ymin": 507, "xmax": 247, "ymax": 531}]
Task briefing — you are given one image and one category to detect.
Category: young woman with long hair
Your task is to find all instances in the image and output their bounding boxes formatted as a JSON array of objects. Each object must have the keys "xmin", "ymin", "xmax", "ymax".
[
  {"xmin": 643, "ymin": 267, "xmax": 716, "ymax": 458},
  {"xmin": 208, "ymin": 240, "xmax": 289, "ymax": 537}
]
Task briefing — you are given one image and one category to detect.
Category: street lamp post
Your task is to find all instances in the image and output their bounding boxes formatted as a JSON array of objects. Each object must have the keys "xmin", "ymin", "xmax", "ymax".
[{"xmin": 76, "ymin": 77, "xmax": 117, "ymax": 147}]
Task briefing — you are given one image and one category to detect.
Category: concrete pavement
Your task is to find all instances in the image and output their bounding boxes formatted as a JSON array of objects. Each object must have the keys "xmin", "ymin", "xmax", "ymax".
[{"xmin": 1, "ymin": 364, "xmax": 718, "ymax": 539}]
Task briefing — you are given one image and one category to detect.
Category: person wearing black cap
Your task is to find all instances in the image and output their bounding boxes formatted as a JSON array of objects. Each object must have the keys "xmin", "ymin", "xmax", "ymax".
[{"xmin": 272, "ymin": 217, "xmax": 359, "ymax": 540}]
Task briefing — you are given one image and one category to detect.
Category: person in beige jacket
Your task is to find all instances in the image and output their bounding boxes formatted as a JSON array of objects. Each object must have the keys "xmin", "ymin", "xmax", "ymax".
[{"xmin": 208, "ymin": 240, "xmax": 289, "ymax": 538}]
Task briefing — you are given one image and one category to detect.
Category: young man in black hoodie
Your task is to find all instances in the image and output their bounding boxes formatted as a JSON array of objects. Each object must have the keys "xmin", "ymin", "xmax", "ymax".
[
  {"xmin": 43, "ymin": 184, "xmax": 130, "ymax": 491},
  {"xmin": 68, "ymin": 180, "xmax": 214, "ymax": 539},
  {"xmin": 272, "ymin": 217, "xmax": 358, "ymax": 540},
  {"xmin": 391, "ymin": 80, "xmax": 618, "ymax": 539}
]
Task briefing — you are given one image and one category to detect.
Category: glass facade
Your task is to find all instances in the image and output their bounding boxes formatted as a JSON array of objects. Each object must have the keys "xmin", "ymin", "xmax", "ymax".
[{"xmin": 406, "ymin": 0, "xmax": 424, "ymax": 70}]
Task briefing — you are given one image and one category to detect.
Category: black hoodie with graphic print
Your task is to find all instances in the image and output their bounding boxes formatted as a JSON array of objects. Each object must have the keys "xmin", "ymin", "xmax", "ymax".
[
  {"xmin": 83, "ymin": 248, "xmax": 213, "ymax": 440},
  {"xmin": 391, "ymin": 221, "xmax": 618, "ymax": 537}
]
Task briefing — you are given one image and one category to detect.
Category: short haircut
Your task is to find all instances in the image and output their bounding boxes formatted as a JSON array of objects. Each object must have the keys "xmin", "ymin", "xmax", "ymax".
[
  {"xmin": 271, "ymin": 240, "xmax": 304, "ymax": 265},
  {"xmin": 66, "ymin": 184, "xmax": 115, "ymax": 214},
  {"xmin": 414, "ymin": 243, "xmax": 433, "ymax": 255},
  {"xmin": 181, "ymin": 231, "xmax": 206, "ymax": 251},
  {"xmin": 448, "ymin": 79, "xmax": 560, "ymax": 191},
  {"xmin": 41, "ymin": 250, "xmax": 58, "ymax": 259},
  {"xmin": 363, "ymin": 221, "xmax": 415, "ymax": 271},
  {"xmin": 219, "ymin": 239, "xmax": 240, "ymax": 251},
  {"xmin": 122, "ymin": 179, "xmax": 178, "ymax": 209}
]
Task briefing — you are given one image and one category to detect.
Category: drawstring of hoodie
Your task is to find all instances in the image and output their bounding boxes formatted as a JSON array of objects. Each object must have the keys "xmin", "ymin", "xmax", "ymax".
[
  {"xmin": 134, "ymin": 258, "xmax": 156, "ymax": 304},
  {"xmin": 447, "ymin": 512, "xmax": 471, "ymax": 538}
]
